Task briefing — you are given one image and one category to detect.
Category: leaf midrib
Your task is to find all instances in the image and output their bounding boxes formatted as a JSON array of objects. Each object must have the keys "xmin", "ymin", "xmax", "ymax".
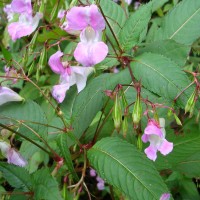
[
  {"xmin": 169, "ymin": 7, "xmax": 200, "ymax": 39},
  {"xmin": 92, "ymin": 147, "xmax": 158, "ymax": 199}
]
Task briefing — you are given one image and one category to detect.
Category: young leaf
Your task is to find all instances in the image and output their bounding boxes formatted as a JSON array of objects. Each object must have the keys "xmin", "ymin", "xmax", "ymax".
[
  {"xmin": 0, "ymin": 163, "xmax": 32, "ymax": 191},
  {"xmin": 32, "ymin": 168, "xmax": 62, "ymax": 200},
  {"xmin": 119, "ymin": 3, "xmax": 152, "ymax": 51},
  {"xmin": 87, "ymin": 137, "xmax": 170, "ymax": 199},
  {"xmin": 155, "ymin": 0, "xmax": 200, "ymax": 45}
]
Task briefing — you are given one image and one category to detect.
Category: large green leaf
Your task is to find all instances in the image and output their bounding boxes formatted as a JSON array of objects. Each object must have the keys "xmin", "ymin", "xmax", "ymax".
[
  {"xmin": 0, "ymin": 100, "xmax": 48, "ymax": 141},
  {"xmin": 32, "ymin": 168, "xmax": 62, "ymax": 200},
  {"xmin": 0, "ymin": 163, "xmax": 32, "ymax": 191},
  {"xmin": 155, "ymin": 0, "xmax": 200, "ymax": 45},
  {"xmin": 131, "ymin": 53, "xmax": 193, "ymax": 108},
  {"xmin": 99, "ymin": 0, "xmax": 126, "ymax": 48},
  {"xmin": 71, "ymin": 70, "xmax": 131, "ymax": 144},
  {"xmin": 119, "ymin": 3, "xmax": 152, "ymax": 51},
  {"xmin": 87, "ymin": 137, "xmax": 170, "ymax": 200},
  {"xmin": 136, "ymin": 39, "xmax": 190, "ymax": 67}
]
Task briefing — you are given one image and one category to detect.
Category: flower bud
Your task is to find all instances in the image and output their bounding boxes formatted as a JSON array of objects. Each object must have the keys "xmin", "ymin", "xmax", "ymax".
[
  {"xmin": 28, "ymin": 60, "xmax": 35, "ymax": 76},
  {"xmin": 185, "ymin": 90, "xmax": 196, "ymax": 117},
  {"xmin": 132, "ymin": 95, "xmax": 142, "ymax": 128},
  {"xmin": 112, "ymin": 94, "xmax": 122, "ymax": 131}
]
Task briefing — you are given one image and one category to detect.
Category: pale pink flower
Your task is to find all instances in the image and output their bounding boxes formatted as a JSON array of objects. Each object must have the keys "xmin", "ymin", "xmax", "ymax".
[
  {"xmin": 160, "ymin": 193, "xmax": 170, "ymax": 200},
  {"xmin": 0, "ymin": 141, "xmax": 27, "ymax": 167},
  {"xmin": 4, "ymin": 0, "xmax": 32, "ymax": 22},
  {"xmin": 0, "ymin": 86, "xmax": 23, "ymax": 106},
  {"xmin": 57, "ymin": 9, "xmax": 66, "ymax": 19},
  {"xmin": 8, "ymin": 12, "xmax": 42, "ymax": 41},
  {"xmin": 48, "ymin": 51, "xmax": 93, "ymax": 103},
  {"xmin": 74, "ymin": 27, "xmax": 108, "ymax": 66},
  {"xmin": 96, "ymin": 176, "xmax": 105, "ymax": 190},
  {"xmin": 64, "ymin": 4, "xmax": 105, "ymax": 33},
  {"xmin": 142, "ymin": 118, "xmax": 173, "ymax": 161},
  {"xmin": 89, "ymin": 168, "xmax": 96, "ymax": 177}
]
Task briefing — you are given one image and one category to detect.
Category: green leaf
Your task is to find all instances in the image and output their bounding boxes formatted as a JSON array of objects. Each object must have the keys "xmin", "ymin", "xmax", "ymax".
[
  {"xmin": 155, "ymin": 0, "xmax": 200, "ymax": 45},
  {"xmin": 0, "ymin": 163, "xmax": 32, "ymax": 191},
  {"xmin": 57, "ymin": 134, "xmax": 78, "ymax": 181},
  {"xmin": 0, "ymin": 100, "xmax": 48, "ymax": 141},
  {"xmin": 131, "ymin": 53, "xmax": 193, "ymax": 108},
  {"xmin": 95, "ymin": 57, "xmax": 120, "ymax": 70},
  {"xmin": 71, "ymin": 70, "xmax": 131, "ymax": 145},
  {"xmin": 87, "ymin": 137, "xmax": 170, "ymax": 199},
  {"xmin": 151, "ymin": 0, "xmax": 169, "ymax": 12},
  {"xmin": 99, "ymin": 0, "xmax": 126, "ymax": 48},
  {"xmin": 32, "ymin": 168, "xmax": 62, "ymax": 200},
  {"xmin": 119, "ymin": 3, "xmax": 152, "ymax": 51},
  {"xmin": 136, "ymin": 39, "xmax": 190, "ymax": 67}
]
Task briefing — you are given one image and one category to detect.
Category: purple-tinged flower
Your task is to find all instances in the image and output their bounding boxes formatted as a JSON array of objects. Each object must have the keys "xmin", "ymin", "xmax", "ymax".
[
  {"xmin": 58, "ymin": 9, "xmax": 66, "ymax": 19},
  {"xmin": 4, "ymin": 0, "xmax": 32, "ymax": 22},
  {"xmin": 90, "ymin": 168, "xmax": 96, "ymax": 177},
  {"xmin": 0, "ymin": 141, "xmax": 27, "ymax": 167},
  {"xmin": 96, "ymin": 176, "xmax": 105, "ymax": 190},
  {"xmin": 0, "ymin": 86, "xmax": 23, "ymax": 106},
  {"xmin": 8, "ymin": 12, "xmax": 42, "ymax": 41},
  {"xmin": 134, "ymin": 1, "xmax": 141, "ymax": 10},
  {"xmin": 142, "ymin": 118, "xmax": 173, "ymax": 161},
  {"xmin": 74, "ymin": 27, "xmax": 108, "ymax": 66},
  {"xmin": 160, "ymin": 193, "xmax": 170, "ymax": 200},
  {"xmin": 48, "ymin": 51, "xmax": 93, "ymax": 103},
  {"xmin": 65, "ymin": 4, "xmax": 105, "ymax": 33}
]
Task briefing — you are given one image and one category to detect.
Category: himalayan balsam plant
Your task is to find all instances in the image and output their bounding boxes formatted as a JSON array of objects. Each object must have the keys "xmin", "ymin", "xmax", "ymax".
[{"xmin": 0, "ymin": 0, "xmax": 200, "ymax": 199}]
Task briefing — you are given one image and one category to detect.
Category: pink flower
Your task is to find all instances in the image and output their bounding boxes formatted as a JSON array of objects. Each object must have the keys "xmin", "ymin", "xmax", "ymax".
[
  {"xmin": 48, "ymin": 51, "xmax": 93, "ymax": 103},
  {"xmin": 0, "ymin": 86, "xmax": 23, "ymax": 106},
  {"xmin": 89, "ymin": 168, "xmax": 96, "ymax": 177},
  {"xmin": 142, "ymin": 118, "xmax": 173, "ymax": 161},
  {"xmin": 0, "ymin": 141, "xmax": 27, "ymax": 167},
  {"xmin": 8, "ymin": 12, "xmax": 42, "ymax": 41},
  {"xmin": 96, "ymin": 176, "xmax": 105, "ymax": 190},
  {"xmin": 74, "ymin": 27, "xmax": 108, "ymax": 66},
  {"xmin": 65, "ymin": 4, "xmax": 105, "ymax": 33},
  {"xmin": 160, "ymin": 193, "xmax": 170, "ymax": 200},
  {"xmin": 4, "ymin": 0, "xmax": 32, "ymax": 21}
]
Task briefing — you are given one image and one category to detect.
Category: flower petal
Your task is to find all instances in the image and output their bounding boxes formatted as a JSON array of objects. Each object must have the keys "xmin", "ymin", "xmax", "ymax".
[
  {"xmin": 144, "ymin": 120, "xmax": 163, "ymax": 137},
  {"xmin": 74, "ymin": 41, "xmax": 108, "ymax": 66},
  {"xmin": 7, "ymin": 148, "xmax": 27, "ymax": 167},
  {"xmin": 11, "ymin": 0, "xmax": 32, "ymax": 16},
  {"xmin": 71, "ymin": 67, "xmax": 93, "ymax": 92},
  {"xmin": 48, "ymin": 51, "xmax": 65, "ymax": 74},
  {"xmin": 89, "ymin": 5, "xmax": 105, "ymax": 31},
  {"xmin": 160, "ymin": 193, "xmax": 170, "ymax": 200},
  {"xmin": 0, "ymin": 141, "xmax": 11, "ymax": 156},
  {"xmin": 158, "ymin": 139, "xmax": 173, "ymax": 156},
  {"xmin": 144, "ymin": 145, "xmax": 157, "ymax": 161},
  {"xmin": 8, "ymin": 12, "xmax": 42, "ymax": 41},
  {"xmin": 0, "ymin": 87, "xmax": 23, "ymax": 106},
  {"xmin": 52, "ymin": 84, "xmax": 70, "ymax": 103}
]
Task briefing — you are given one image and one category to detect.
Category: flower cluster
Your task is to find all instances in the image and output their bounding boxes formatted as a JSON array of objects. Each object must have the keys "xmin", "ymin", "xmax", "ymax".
[
  {"xmin": 90, "ymin": 168, "xmax": 105, "ymax": 190},
  {"xmin": 49, "ymin": 4, "xmax": 108, "ymax": 103},
  {"xmin": 0, "ymin": 141, "xmax": 27, "ymax": 167},
  {"xmin": 142, "ymin": 118, "xmax": 173, "ymax": 161},
  {"xmin": 4, "ymin": 0, "xmax": 42, "ymax": 41}
]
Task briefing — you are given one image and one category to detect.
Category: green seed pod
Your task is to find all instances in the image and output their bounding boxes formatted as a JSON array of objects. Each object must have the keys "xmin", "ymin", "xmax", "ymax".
[
  {"xmin": 122, "ymin": 116, "xmax": 128, "ymax": 138},
  {"xmin": 29, "ymin": 30, "xmax": 39, "ymax": 53},
  {"xmin": 38, "ymin": 46, "xmax": 47, "ymax": 70},
  {"xmin": 132, "ymin": 95, "xmax": 142, "ymax": 128},
  {"xmin": 185, "ymin": 90, "xmax": 196, "ymax": 117},
  {"xmin": 137, "ymin": 135, "xmax": 143, "ymax": 151},
  {"xmin": 22, "ymin": 48, "xmax": 28, "ymax": 67},
  {"xmin": 174, "ymin": 114, "xmax": 182, "ymax": 126},
  {"xmin": 39, "ymin": 0, "xmax": 45, "ymax": 13},
  {"xmin": 28, "ymin": 61, "xmax": 35, "ymax": 76},
  {"xmin": 36, "ymin": 68, "xmax": 40, "ymax": 82},
  {"xmin": 113, "ymin": 94, "xmax": 122, "ymax": 131},
  {"xmin": 50, "ymin": 1, "xmax": 59, "ymax": 21}
]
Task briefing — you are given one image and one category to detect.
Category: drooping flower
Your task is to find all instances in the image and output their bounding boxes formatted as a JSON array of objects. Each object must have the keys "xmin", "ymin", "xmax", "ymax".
[
  {"xmin": 8, "ymin": 12, "xmax": 43, "ymax": 41},
  {"xmin": 64, "ymin": 4, "xmax": 105, "ymax": 33},
  {"xmin": 96, "ymin": 176, "xmax": 105, "ymax": 190},
  {"xmin": 160, "ymin": 193, "xmax": 170, "ymax": 200},
  {"xmin": 0, "ymin": 141, "xmax": 27, "ymax": 167},
  {"xmin": 0, "ymin": 86, "xmax": 23, "ymax": 106},
  {"xmin": 74, "ymin": 27, "xmax": 108, "ymax": 66},
  {"xmin": 48, "ymin": 51, "xmax": 93, "ymax": 103},
  {"xmin": 142, "ymin": 118, "xmax": 173, "ymax": 161}
]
